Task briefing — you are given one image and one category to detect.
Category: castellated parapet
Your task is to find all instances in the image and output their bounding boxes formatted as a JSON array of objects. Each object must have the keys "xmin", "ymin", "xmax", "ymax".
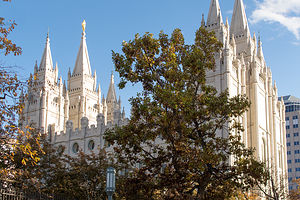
[{"xmin": 50, "ymin": 114, "xmax": 128, "ymax": 155}]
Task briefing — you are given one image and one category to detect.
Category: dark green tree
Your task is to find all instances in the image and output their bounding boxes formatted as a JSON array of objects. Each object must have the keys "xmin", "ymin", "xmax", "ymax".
[
  {"xmin": 106, "ymin": 27, "xmax": 269, "ymax": 200},
  {"xmin": 14, "ymin": 131, "xmax": 113, "ymax": 200}
]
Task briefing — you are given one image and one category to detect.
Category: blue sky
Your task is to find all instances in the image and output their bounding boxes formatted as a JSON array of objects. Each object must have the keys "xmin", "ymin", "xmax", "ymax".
[{"xmin": 1, "ymin": 0, "xmax": 300, "ymax": 116}]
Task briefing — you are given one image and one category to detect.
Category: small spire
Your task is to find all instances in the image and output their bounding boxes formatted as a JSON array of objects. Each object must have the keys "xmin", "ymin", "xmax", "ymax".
[
  {"xmin": 110, "ymin": 71, "xmax": 114, "ymax": 84},
  {"xmin": 230, "ymin": 35, "xmax": 236, "ymax": 57},
  {"xmin": 230, "ymin": 34, "xmax": 236, "ymax": 47},
  {"xmin": 252, "ymin": 49, "xmax": 256, "ymax": 63},
  {"xmin": 55, "ymin": 62, "xmax": 59, "ymax": 83},
  {"xmin": 224, "ymin": 38, "xmax": 230, "ymax": 50},
  {"xmin": 98, "ymin": 83, "xmax": 101, "ymax": 92},
  {"xmin": 34, "ymin": 60, "xmax": 38, "ymax": 73},
  {"xmin": 253, "ymin": 32, "xmax": 257, "ymax": 56},
  {"xmin": 102, "ymin": 95, "xmax": 107, "ymax": 106},
  {"xmin": 59, "ymin": 76, "xmax": 63, "ymax": 85},
  {"xmin": 68, "ymin": 67, "xmax": 71, "ymax": 77},
  {"xmin": 122, "ymin": 107, "xmax": 125, "ymax": 119},
  {"xmin": 225, "ymin": 17, "xmax": 229, "ymax": 28},
  {"xmin": 107, "ymin": 72, "xmax": 117, "ymax": 102},
  {"xmin": 257, "ymin": 34, "xmax": 264, "ymax": 60},
  {"xmin": 63, "ymin": 80, "xmax": 67, "ymax": 95},
  {"xmin": 201, "ymin": 14, "xmax": 205, "ymax": 27},
  {"xmin": 65, "ymin": 89, "xmax": 69, "ymax": 101},
  {"xmin": 97, "ymin": 83, "xmax": 101, "ymax": 104},
  {"xmin": 93, "ymin": 70, "xmax": 97, "ymax": 91},
  {"xmin": 102, "ymin": 94, "xmax": 105, "ymax": 103},
  {"xmin": 253, "ymin": 32, "xmax": 257, "ymax": 42}
]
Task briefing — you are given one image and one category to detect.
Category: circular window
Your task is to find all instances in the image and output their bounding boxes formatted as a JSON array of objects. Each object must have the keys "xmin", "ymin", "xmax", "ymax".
[
  {"xmin": 72, "ymin": 143, "xmax": 79, "ymax": 153},
  {"xmin": 88, "ymin": 140, "xmax": 95, "ymax": 150}
]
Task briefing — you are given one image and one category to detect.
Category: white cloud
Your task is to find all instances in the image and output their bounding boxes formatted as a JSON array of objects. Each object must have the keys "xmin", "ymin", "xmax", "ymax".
[
  {"xmin": 292, "ymin": 41, "xmax": 300, "ymax": 46},
  {"xmin": 226, "ymin": 10, "xmax": 233, "ymax": 15},
  {"xmin": 250, "ymin": 0, "xmax": 300, "ymax": 40}
]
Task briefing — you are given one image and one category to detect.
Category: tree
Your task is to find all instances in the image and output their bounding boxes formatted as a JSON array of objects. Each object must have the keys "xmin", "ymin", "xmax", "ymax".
[
  {"xmin": 0, "ymin": 0, "xmax": 22, "ymax": 56},
  {"xmin": 0, "ymin": 0, "xmax": 40, "ymax": 178},
  {"xmin": 13, "ymin": 131, "xmax": 113, "ymax": 200},
  {"xmin": 106, "ymin": 27, "xmax": 268, "ymax": 199},
  {"xmin": 289, "ymin": 178, "xmax": 300, "ymax": 200},
  {"xmin": 252, "ymin": 168, "xmax": 289, "ymax": 200}
]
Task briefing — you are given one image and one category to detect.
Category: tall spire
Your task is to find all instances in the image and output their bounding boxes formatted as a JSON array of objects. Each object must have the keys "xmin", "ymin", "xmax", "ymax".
[
  {"xmin": 207, "ymin": 0, "xmax": 223, "ymax": 26},
  {"xmin": 230, "ymin": 0, "xmax": 250, "ymax": 37},
  {"xmin": 73, "ymin": 20, "xmax": 92, "ymax": 76},
  {"xmin": 107, "ymin": 72, "xmax": 117, "ymax": 102},
  {"xmin": 39, "ymin": 32, "xmax": 53, "ymax": 71}
]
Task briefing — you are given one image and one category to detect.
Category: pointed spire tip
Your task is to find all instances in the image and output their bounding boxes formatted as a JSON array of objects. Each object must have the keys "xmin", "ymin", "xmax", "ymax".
[
  {"xmin": 230, "ymin": 0, "xmax": 250, "ymax": 37},
  {"xmin": 207, "ymin": 0, "xmax": 223, "ymax": 26}
]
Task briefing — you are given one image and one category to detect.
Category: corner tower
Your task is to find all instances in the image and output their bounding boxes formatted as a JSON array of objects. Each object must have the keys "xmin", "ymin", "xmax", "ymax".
[
  {"xmin": 206, "ymin": 0, "xmax": 228, "ymax": 44},
  {"xmin": 106, "ymin": 72, "xmax": 122, "ymax": 125},
  {"xmin": 23, "ymin": 33, "xmax": 65, "ymax": 133},
  {"xmin": 204, "ymin": 0, "xmax": 287, "ymax": 181}
]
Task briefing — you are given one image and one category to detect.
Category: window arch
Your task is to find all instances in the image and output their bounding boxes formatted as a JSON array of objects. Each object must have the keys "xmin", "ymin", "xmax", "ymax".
[
  {"xmin": 88, "ymin": 140, "xmax": 95, "ymax": 151},
  {"xmin": 72, "ymin": 143, "xmax": 79, "ymax": 154}
]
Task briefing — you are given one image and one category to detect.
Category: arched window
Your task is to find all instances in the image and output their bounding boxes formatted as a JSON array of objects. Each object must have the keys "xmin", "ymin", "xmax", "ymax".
[
  {"xmin": 72, "ymin": 143, "xmax": 79, "ymax": 154},
  {"xmin": 88, "ymin": 140, "xmax": 95, "ymax": 151}
]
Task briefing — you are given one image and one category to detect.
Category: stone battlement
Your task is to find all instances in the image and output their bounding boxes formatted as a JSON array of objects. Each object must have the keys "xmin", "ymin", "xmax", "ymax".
[{"xmin": 50, "ymin": 114, "xmax": 128, "ymax": 156}]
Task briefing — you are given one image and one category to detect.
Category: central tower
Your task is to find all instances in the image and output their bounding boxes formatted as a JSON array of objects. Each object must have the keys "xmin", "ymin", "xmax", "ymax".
[{"xmin": 67, "ymin": 21, "xmax": 102, "ymax": 129}]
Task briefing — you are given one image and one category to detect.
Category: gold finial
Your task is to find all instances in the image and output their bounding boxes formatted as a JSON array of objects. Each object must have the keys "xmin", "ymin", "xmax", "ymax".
[{"xmin": 82, "ymin": 20, "xmax": 86, "ymax": 33}]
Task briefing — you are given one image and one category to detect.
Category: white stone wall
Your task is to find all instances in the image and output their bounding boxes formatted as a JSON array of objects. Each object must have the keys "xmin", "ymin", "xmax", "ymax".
[
  {"xmin": 205, "ymin": 0, "xmax": 287, "ymax": 179},
  {"xmin": 52, "ymin": 115, "xmax": 128, "ymax": 156}
]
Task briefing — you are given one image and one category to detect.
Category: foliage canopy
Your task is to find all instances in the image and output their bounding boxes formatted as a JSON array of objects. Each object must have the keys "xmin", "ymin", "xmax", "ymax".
[
  {"xmin": 106, "ymin": 27, "xmax": 268, "ymax": 199},
  {"xmin": 0, "ymin": 0, "xmax": 40, "ymax": 178}
]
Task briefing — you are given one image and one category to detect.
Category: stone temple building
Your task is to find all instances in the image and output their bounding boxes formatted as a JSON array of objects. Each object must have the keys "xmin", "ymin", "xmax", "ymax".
[
  {"xmin": 20, "ymin": 21, "xmax": 127, "ymax": 155},
  {"xmin": 204, "ymin": 0, "xmax": 287, "ymax": 177},
  {"xmin": 20, "ymin": 0, "xmax": 287, "ymax": 178}
]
